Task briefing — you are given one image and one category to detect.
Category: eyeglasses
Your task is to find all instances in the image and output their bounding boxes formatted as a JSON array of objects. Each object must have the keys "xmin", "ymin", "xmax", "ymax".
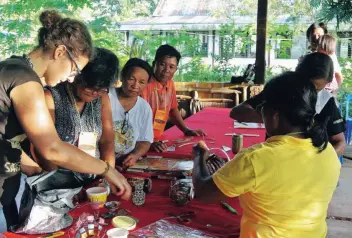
[
  {"xmin": 56, "ymin": 44, "xmax": 81, "ymax": 77},
  {"xmin": 121, "ymin": 112, "xmax": 129, "ymax": 135},
  {"xmin": 83, "ymin": 87, "xmax": 109, "ymax": 96},
  {"xmin": 65, "ymin": 47, "xmax": 81, "ymax": 77}
]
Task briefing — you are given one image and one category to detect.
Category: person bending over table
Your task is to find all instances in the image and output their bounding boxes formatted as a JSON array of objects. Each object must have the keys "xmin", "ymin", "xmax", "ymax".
[
  {"xmin": 109, "ymin": 58, "xmax": 154, "ymax": 167},
  {"xmin": 30, "ymin": 47, "xmax": 121, "ymax": 193},
  {"xmin": 0, "ymin": 11, "xmax": 130, "ymax": 233},
  {"xmin": 193, "ymin": 72, "xmax": 340, "ymax": 238},
  {"xmin": 230, "ymin": 52, "xmax": 345, "ymax": 157},
  {"xmin": 141, "ymin": 44, "xmax": 205, "ymax": 153}
]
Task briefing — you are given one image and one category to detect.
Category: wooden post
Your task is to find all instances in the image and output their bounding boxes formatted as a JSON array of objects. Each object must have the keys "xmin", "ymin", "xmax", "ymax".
[{"xmin": 254, "ymin": 0, "xmax": 268, "ymax": 84}]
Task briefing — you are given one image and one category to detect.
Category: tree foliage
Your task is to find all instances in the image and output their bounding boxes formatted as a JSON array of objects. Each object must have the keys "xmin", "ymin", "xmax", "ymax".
[{"xmin": 310, "ymin": 0, "xmax": 352, "ymax": 29}]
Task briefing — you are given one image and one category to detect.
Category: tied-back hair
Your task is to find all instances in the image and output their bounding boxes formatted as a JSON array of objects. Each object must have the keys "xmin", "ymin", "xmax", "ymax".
[
  {"xmin": 263, "ymin": 71, "xmax": 330, "ymax": 152},
  {"xmin": 37, "ymin": 10, "xmax": 93, "ymax": 59},
  {"xmin": 318, "ymin": 34, "xmax": 336, "ymax": 55},
  {"xmin": 121, "ymin": 58, "xmax": 153, "ymax": 82}
]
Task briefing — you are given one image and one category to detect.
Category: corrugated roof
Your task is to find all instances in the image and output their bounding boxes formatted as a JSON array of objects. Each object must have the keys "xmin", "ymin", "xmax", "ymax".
[{"xmin": 153, "ymin": 0, "xmax": 225, "ymax": 16}]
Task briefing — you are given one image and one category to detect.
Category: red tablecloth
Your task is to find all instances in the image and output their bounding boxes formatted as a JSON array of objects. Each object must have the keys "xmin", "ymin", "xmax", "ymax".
[
  {"xmin": 5, "ymin": 107, "xmax": 266, "ymax": 238},
  {"xmin": 148, "ymin": 107, "xmax": 266, "ymax": 159},
  {"xmin": 5, "ymin": 180, "xmax": 241, "ymax": 238}
]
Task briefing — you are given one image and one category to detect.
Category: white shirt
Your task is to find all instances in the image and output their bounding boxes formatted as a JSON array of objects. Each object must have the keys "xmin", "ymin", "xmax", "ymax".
[
  {"xmin": 316, "ymin": 90, "xmax": 333, "ymax": 114},
  {"xmin": 109, "ymin": 88, "xmax": 153, "ymax": 156}
]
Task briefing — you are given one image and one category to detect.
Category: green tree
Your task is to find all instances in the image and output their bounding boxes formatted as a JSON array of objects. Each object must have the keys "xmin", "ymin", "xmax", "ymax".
[{"xmin": 310, "ymin": 0, "xmax": 352, "ymax": 29}]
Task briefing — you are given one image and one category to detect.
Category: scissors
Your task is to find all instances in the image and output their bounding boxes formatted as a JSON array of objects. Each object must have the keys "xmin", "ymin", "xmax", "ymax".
[{"xmin": 167, "ymin": 211, "xmax": 196, "ymax": 224}]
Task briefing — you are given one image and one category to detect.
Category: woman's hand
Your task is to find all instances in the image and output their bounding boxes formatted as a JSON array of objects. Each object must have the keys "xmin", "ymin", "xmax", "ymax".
[
  {"xmin": 123, "ymin": 153, "xmax": 140, "ymax": 167},
  {"xmin": 104, "ymin": 167, "xmax": 132, "ymax": 200}
]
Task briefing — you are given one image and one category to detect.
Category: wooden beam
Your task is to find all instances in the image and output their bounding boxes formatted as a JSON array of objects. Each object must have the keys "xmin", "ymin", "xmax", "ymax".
[{"xmin": 254, "ymin": 0, "xmax": 268, "ymax": 84}]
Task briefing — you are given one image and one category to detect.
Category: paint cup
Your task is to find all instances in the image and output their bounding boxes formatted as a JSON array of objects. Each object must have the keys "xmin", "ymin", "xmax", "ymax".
[
  {"xmin": 106, "ymin": 228, "xmax": 129, "ymax": 238},
  {"xmin": 86, "ymin": 187, "xmax": 108, "ymax": 209}
]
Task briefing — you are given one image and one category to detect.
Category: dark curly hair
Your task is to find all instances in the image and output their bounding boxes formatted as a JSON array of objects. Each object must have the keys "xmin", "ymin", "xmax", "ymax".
[
  {"xmin": 75, "ymin": 47, "xmax": 119, "ymax": 89},
  {"xmin": 37, "ymin": 10, "xmax": 93, "ymax": 59}
]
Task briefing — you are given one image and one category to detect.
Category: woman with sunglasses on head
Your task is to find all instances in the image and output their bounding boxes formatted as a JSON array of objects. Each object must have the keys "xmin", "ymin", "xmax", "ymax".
[
  {"xmin": 193, "ymin": 72, "xmax": 340, "ymax": 238},
  {"xmin": 0, "ymin": 10, "xmax": 130, "ymax": 232},
  {"xmin": 109, "ymin": 58, "xmax": 154, "ymax": 168}
]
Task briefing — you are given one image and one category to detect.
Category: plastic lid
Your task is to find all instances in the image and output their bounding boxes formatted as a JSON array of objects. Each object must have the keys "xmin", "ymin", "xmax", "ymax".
[{"xmin": 112, "ymin": 216, "xmax": 136, "ymax": 230}]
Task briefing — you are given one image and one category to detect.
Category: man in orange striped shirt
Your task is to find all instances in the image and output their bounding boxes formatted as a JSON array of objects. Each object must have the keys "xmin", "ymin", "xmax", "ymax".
[{"xmin": 141, "ymin": 45, "xmax": 205, "ymax": 152}]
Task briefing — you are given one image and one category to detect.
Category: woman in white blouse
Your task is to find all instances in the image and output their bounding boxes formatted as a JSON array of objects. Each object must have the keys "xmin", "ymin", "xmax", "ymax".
[{"xmin": 109, "ymin": 58, "xmax": 154, "ymax": 167}]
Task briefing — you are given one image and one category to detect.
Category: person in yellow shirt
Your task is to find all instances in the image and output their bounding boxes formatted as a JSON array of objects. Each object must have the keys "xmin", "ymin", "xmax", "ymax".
[{"xmin": 193, "ymin": 71, "xmax": 340, "ymax": 238}]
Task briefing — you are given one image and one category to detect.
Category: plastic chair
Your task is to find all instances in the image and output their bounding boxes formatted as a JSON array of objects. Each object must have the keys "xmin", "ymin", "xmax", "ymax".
[{"xmin": 345, "ymin": 94, "xmax": 352, "ymax": 146}]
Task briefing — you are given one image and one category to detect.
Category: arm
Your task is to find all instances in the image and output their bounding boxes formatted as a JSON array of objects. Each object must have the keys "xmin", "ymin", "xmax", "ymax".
[
  {"xmin": 192, "ymin": 142, "xmax": 227, "ymax": 203},
  {"xmin": 11, "ymin": 82, "xmax": 131, "ymax": 199},
  {"xmin": 230, "ymin": 92, "xmax": 264, "ymax": 123},
  {"xmin": 335, "ymin": 72, "xmax": 343, "ymax": 87},
  {"xmin": 229, "ymin": 103, "xmax": 263, "ymax": 123},
  {"xmin": 99, "ymin": 94, "xmax": 115, "ymax": 169},
  {"xmin": 123, "ymin": 141, "xmax": 151, "ymax": 167},
  {"xmin": 329, "ymin": 133, "xmax": 346, "ymax": 157}
]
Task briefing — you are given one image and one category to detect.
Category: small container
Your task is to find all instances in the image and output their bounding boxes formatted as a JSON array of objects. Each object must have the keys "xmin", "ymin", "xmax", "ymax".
[
  {"xmin": 79, "ymin": 227, "xmax": 88, "ymax": 238},
  {"xmin": 86, "ymin": 187, "xmax": 108, "ymax": 209},
  {"xmin": 87, "ymin": 223, "xmax": 94, "ymax": 236},
  {"xmin": 232, "ymin": 134, "xmax": 243, "ymax": 154},
  {"xmin": 106, "ymin": 228, "xmax": 129, "ymax": 238}
]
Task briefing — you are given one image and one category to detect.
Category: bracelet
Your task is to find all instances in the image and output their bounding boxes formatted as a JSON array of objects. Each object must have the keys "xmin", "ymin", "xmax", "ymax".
[{"xmin": 100, "ymin": 161, "xmax": 110, "ymax": 177}]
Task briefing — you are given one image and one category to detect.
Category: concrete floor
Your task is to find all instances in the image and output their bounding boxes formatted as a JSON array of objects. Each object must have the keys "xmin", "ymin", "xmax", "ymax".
[{"xmin": 326, "ymin": 158, "xmax": 352, "ymax": 238}]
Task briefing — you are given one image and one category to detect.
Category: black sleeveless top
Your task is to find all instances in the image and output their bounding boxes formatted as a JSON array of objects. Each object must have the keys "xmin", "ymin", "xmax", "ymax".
[{"xmin": 47, "ymin": 83, "xmax": 103, "ymax": 158}]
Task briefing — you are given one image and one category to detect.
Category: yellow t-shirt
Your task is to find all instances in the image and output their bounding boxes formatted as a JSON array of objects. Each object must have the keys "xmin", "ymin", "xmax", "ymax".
[{"xmin": 213, "ymin": 135, "xmax": 340, "ymax": 238}]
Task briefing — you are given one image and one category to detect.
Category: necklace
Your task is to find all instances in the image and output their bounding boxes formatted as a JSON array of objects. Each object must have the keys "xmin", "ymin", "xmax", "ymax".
[{"xmin": 22, "ymin": 54, "xmax": 34, "ymax": 69}]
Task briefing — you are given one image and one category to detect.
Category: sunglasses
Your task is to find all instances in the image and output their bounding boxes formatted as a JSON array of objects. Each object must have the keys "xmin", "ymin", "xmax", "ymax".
[{"xmin": 121, "ymin": 111, "xmax": 129, "ymax": 135}]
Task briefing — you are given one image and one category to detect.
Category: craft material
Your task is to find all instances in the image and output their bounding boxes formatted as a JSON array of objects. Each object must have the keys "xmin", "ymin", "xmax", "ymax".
[
  {"xmin": 129, "ymin": 219, "xmax": 214, "ymax": 237},
  {"xmin": 220, "ymin": 201, "xmax": 238, "ymax": 215},
  {"xmin": 222, "ymin": 145, "xmax": 231, "ymax": 152},
  {"xmin": 102, "ymin": 212, "xmax": 116, "ymax": 219},
  {"xmin": 87, "ymin": 223, "xmax": 94, "ymax": 236},
  {"xmin": 117, "ymin": 209, "xmax": 131, "ymax": 216},
  {"xmin": 172, "ymin": 137, "xmax": 194, "ymax": 144},
  {"xmin": 99, "ymin": 217, "xmax": 108, "ymax": 226},
  {"xmin": 234, "ymin": 121, "xmax": 265, "ymax": 129},
  {"xmin": 232, "ymin": 134, "xmax": 243, "ymax": 154},
  {"xmin": 169, "ymin": 178, "xmax": 194, "ymax": 206},
  {"xmin": 225, "ymin": 133, "xmax": 259, "ymax": 137},
  {"xmin": 167, "ymin": 145, "xmax": 176, "ymax": 152},
  {"xmin": 178, "ymin": 142, "xmax": 195, "ymax": 148},
  {"xmin": 167, "ymin": 211, "xmax": 196, "ymax": 224},
  {"xmin": 106, "ymin": 228, "xmax": 129, "ymax": 238},
  {"xmin": 112, "ymin": 216, "xmax": 137, "ymax": 230},
  {"xmin": 86, "ymin": 187, "xmax": 108, "ymax": 209},
  {"xmin": 41, "ymin": 231, "xmax": 65, "ymax": 238},
  {"xmin": 79, "ymin": 227, "xmax": 88, "ymax": 238},
  {"xmin": 105, "ymin": 201, "xmax": 121, "ymax": 211},
  {"xmin": 206, "ymin": 154, "xmax": 226, "ymax": 175}
]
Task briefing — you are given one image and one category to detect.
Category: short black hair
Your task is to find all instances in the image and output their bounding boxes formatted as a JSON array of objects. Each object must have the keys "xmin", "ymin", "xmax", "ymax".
[
  {"xmin": 153, "ymin": 44, "xmax": 181, "ymax": 65},
  {"xmin": 263, "ymin": 71, "xmax": 329, "ymax": 152},
  {"xmin": 75, "ymin": 47, "xmax": 119, "ymax": 89},
  {"xmin": 296, "ymin": 52, "xmax": 334, "ymax": 83},
  {"xmin": 121, "ymin": 58, "xmax": 153, "ymax": 82}
]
